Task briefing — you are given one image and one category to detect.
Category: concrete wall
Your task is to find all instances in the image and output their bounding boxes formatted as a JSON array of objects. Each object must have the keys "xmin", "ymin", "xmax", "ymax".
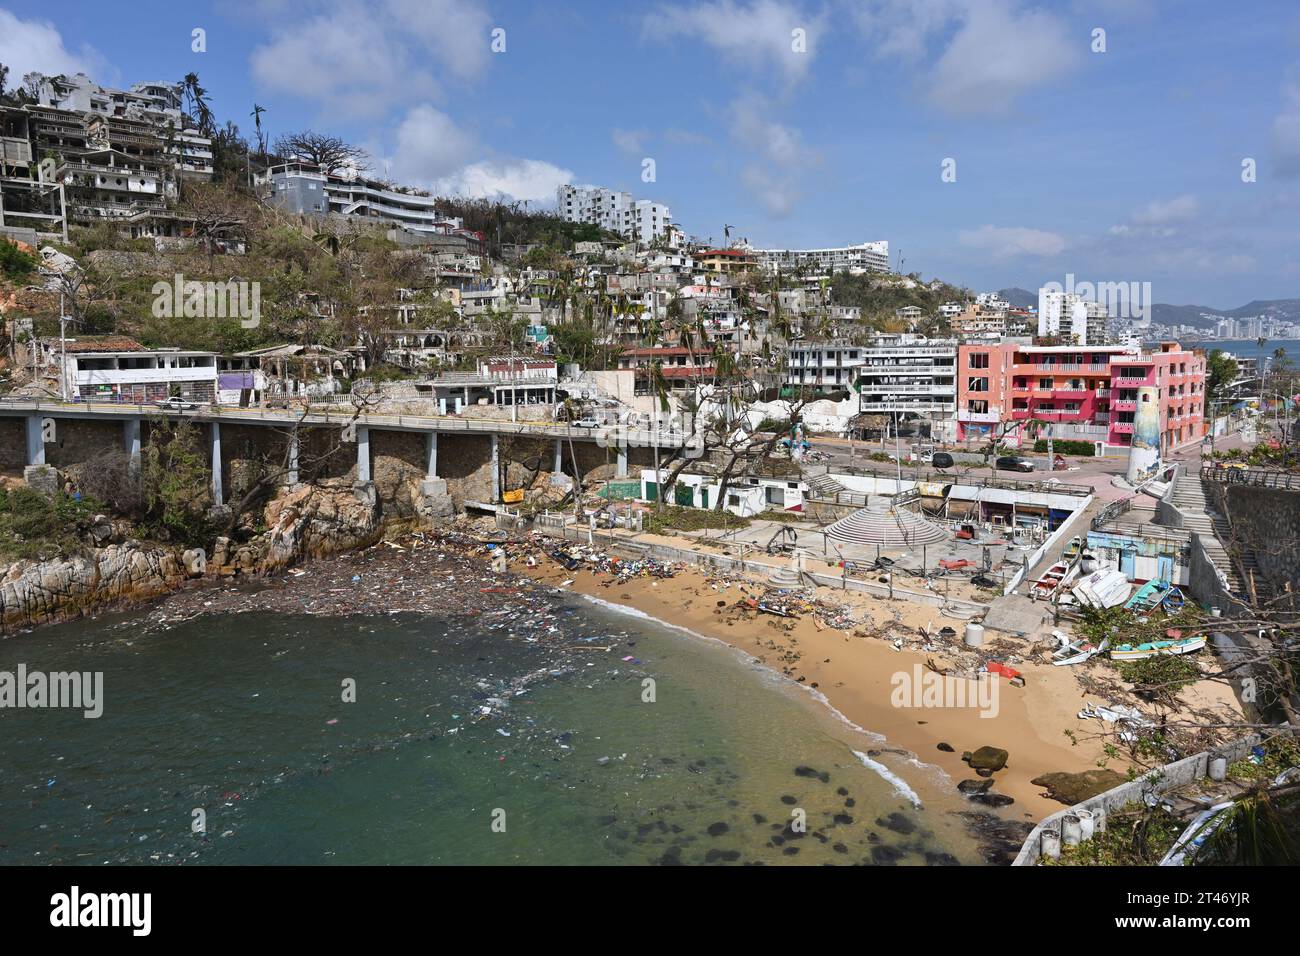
[
  {"xmin": 1012, "ymin": 734, "xmax": 1260, "ymax": 866},
  {"xmin": 0, "ymin": 418, "xmax": 25, "ymax": 472},
  {"xmin": 1214, "ymin": 483, "xmax": 1300, "ymax": 602},
  {"xmin": 42, "ymin": 418, "xmax": 124, "ymax": 469}
]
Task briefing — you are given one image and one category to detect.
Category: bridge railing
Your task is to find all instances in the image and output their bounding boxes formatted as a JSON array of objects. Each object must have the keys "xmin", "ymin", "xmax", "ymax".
[{"xmin": 1201, "ymin": 465, "xmax": 1300, "ymax": 490}]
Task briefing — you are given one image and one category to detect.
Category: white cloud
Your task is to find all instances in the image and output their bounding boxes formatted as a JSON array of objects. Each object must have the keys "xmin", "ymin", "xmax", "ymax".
[
  {"xmin": 250, "ymin": 0, "xmax": 490, "ymax": 117},
  {"xmin": 379, "ymin": 105, "xmax": 569, "ymax": 203},
  {"xmin": 1130, "ymin": 194, "xmax": 1199, "ymax": 226},
  {"xmin": 854, "ymin": 0, "xmax": 1080, "ymax": 115},
  {"xmin": 612, "ymin": 128, "xmax": 648, "ymax": 155},
  {"xmin": 728, "ymin": 96, "xmax": 819, "ymax": 217},
  {"xmin": 959, "ymin": 225, "xmax": 1067, "ymax": 258},
  {"xmin": 0, "ymin": 10, "xmax": 107, "ymax": 85},
  {"xmin": 1274, "ymin": 65, "xmax": 1300, "ymax": 177},
  {"xmin": 435, "ymin": 159, "xmax": 574, "ymax": 202},
  {"xmin": 643, "ymin": 0, "xmax": 818, "ymax": 85},
  {"xmin": 390, "ymin": 105, "xmax": 477, "ymax": 181}
]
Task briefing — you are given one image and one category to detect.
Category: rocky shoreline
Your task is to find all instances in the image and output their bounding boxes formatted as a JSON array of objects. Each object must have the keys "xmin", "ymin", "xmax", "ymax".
[{"xmin": 1, "ymin": 480, "xmax": 382, "ymax": 635}]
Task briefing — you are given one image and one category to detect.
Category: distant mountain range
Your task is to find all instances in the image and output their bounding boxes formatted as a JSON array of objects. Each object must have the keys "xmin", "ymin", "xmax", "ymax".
[{"xmin": 996, "ymin": 288, "xmax": 1300, "ymax": 330}]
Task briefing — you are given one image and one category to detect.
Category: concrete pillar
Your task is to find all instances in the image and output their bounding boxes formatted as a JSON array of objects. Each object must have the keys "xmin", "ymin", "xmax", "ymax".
[
  {"xmin": 617, "ymin": 445, "xmax": 628, "ymax": 478},
  {"xmin": 25, "ymin": 415, "xmax": 45, "ymax": 466},
  {"xmin": 210, "ymin": 422, "xmax": 223, "ymax": 506},
  {"xmin": 425, "ymin": 431, "xmax": 438, "ymax": 478},
  {"xmin": 123, "ymin": 417, "xmax": 141, "ymax": 471},
  {"xmin": 356, "ymin": 426, "xmax": 371, "ymax": 483},
  {"xmin": 287, "ymin": 429, "xmax": 300, "ymax": 486},
  {"xmin": 491, "ymin": 433, "xmax": 500, "ymax": 502},
  {"xmin": 554, "ymin": 438, "xmax": 563, "ymax": 474}
]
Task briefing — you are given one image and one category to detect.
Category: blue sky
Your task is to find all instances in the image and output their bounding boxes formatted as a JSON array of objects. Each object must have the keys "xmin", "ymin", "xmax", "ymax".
[{"xmin": 3, "ymin": 0, "xmax": 1299, "ymax": 307}]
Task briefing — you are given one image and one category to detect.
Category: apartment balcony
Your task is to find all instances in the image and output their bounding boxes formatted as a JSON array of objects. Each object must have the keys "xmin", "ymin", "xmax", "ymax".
[
  {"xmin": 1052, "ymin": 388, "xmax": 1091, "ymax": 399},
  {"xmin": 1111, "ymin": 421, "xmax": 1134, "ymax": 434},
  {"xmin": 956, "ymin": 409, "xmax": 1001, "ymax": 423},
  {"xmin": 859, "ymin": 401, "xmax": 956, "ymax": 413},
  {"xmin": 1111, "ymin": 376, "xmax": 1150, "ymax": 387},
  {"xmin": 859, "ymin": 383, "xmax": 957, "ymax": 395},
  {"xmin": 1095, "ymin": 388, "xmax": 1111, "ymax": 398},
  {"xmin": 1111, "ymin": 399, "xmax": 1136, "ymax": 412}
]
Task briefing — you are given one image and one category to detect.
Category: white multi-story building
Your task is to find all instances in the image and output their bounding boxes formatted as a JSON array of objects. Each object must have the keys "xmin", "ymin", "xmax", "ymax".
[
  {"xmin": 264, "ymin": 163, "xmax": 483, "ymax": 244},
  {"xmin": 785, "ymin": 341, "xmax": 868, "ymax": 391},
  {"xmin": 752, "ymin": 241, "xmax": 890, "ymax": 275},
  {"xmin": 556, "ymin": 184, "xmax": 673, "ymax": 242},
  {"xmin": 1037, "ymin": 290, "xmax": 1111, "ymax": 345},
  {"xmin": 854, "ymin": 335, "xmax": 958, "ymax": 440}
]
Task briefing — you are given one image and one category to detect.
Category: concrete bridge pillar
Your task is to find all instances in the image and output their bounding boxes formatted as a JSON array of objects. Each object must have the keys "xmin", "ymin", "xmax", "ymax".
[
  {"xmin": 491, "ymin": 433, "xmax": 501, "ymax": 502},
  {"xmin": 287, "ymin": 429, "xmax": 300, "ymax": 487},
  {"xmin": 554, "ymin": 438, "xmax": 563, "ymax": 474},
  {"xmin": 356, "ymin": 426, "xmax": 371, "ymax": 483},
  {"xmin": 123, "ymin": 418, "xmax": 141, "ymax": 472},
  {"xmin": 425, "ymin": 431, "xmax": 438, "ymax": 478},
  {"xmin": 25, "ymin": 415, "xmax": 45, "ymax": 466},
  {"xmin": 617, "ymin": 445, "xmax": 628, "ymax": 478},
  {"xmin": 210, "ymin": 422, "xmax": 223, "ymax": 506}
]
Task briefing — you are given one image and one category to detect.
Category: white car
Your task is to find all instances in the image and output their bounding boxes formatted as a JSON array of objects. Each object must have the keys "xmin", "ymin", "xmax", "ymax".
[
  {"xmin": 155, "ymin": 397, "xmax": 201, "ymax": 411},
  {"xmin": 570, "ymin": 418, "xmax": 600, "ymax": 428}
]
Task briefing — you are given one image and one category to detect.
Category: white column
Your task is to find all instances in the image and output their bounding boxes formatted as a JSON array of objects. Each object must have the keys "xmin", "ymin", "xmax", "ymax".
[
  {"xmin": 287, "ymin": 429, "xmax": 300, "ymax": 486},
  {"xmin": 123, "ymin": 417, "xmax": 141, "ymax": 472},
  {"xmin": 617, "ymin": 445, "xmax": 628, "ymax": 478},
  {"xmin": 491, "ymin": 433, "xmax": 500, "ymax": 502},
  {"xmin": 425, "ymin": 431, "xmax": 438, "ymax": 478},
  {"xmin": 210, "ymin": 422, "xmax": 223, "ymax": 506},
  {"xmin": 25, "ymin": 415, "xmax": 45, "ymax": 466},
  {"xmin": 554, "ymin": 438, "xmax": 563, "ymax": 474},
  {"xmin": 356, "ymin": 426, "xmax": 371, "ymax": 483}
]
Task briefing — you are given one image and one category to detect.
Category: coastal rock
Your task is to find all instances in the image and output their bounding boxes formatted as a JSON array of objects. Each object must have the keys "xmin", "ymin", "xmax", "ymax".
[
  {"xmin": 1030, "ymin": 769, "xmax": 1128, "ymax": 806},
  {"xmin": 957, "ymin": 779, "xmax": 994, "ymax": 794},
  {"xmin": 262, "ymin": 480, "xmax": 382, "ymax": 572},
  {"xmin": 965, "ymin": 746, "xmax": 1009, "ymax": 772},
  {"xmin": 937, "ymin": 742, "xmax": 955, "ymax": 753},
  {"xmin": 968, "ymin": 792, "xmax": 1015, "ymax": 808}
]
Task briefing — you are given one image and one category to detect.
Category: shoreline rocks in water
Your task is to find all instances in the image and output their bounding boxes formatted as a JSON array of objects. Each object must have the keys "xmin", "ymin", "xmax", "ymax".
[{"xmin": 1, "ymin": 480, "xmax": 381, "ymax": 635}]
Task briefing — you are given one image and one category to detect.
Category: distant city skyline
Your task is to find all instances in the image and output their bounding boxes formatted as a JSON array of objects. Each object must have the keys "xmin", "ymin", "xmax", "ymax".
[{"xmin": 2, "ymin": 1, "xmax": 1299, "ymax": 305}]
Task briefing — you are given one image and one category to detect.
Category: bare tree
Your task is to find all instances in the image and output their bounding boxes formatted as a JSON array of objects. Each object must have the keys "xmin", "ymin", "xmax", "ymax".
[{"xmin": 272, "ymin": 131, "xmax": 368, "ymax": 175}]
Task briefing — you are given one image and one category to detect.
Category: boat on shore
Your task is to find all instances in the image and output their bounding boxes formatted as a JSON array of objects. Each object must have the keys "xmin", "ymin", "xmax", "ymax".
[
  {"xmin": 1031, "ymin": 561, "xmax": 1075, "ymax": 600},
  {"xmin": 1124, "ymin": 578, "xmax": 1172, "ymax": 613},
  {"xmin": 1109, "ymin": 635, "xmax": 1206, "ymax": 661},
  {"xmin": 1070, "ymin": 567, "xmax": 1132, "ymax": 609}
]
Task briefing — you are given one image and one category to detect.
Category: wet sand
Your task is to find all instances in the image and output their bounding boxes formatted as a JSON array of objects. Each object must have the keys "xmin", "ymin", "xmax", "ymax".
[{"xmin": 517, "ymin": 548, "xmax": 1242, "ymax": 822}]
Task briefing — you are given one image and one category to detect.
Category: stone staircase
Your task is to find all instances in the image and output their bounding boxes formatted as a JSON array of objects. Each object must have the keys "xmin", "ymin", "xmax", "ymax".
[
  {"xmin": 806, "ymin": 474, "xmax": 846, "ymax": 499},
  {"xmin": 826, "ymin": 503, "xmax": 949, "ymax": 547},
  {"xmin": 1166, "ymin": 474, "xmax": 1250, "ymax": 598}
]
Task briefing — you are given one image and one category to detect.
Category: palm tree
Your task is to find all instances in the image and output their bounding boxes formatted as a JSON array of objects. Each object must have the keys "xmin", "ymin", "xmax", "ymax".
[
  {"xmin": 250, "ymin": 104, "xmax": 267, "ymax": 160},
  {"xmin": 180, "ymin": 73, "xmax": 215, "ymax": 136}
]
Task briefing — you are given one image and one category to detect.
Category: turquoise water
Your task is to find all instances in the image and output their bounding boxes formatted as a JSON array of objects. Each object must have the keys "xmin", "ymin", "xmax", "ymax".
[{"xmin": 0, "ymin": 594, "xmax": 987, "ymax": 865}]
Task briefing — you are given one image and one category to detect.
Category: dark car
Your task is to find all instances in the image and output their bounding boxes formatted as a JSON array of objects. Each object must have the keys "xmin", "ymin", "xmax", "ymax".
[
  {"xmin": 996, "ymin": 455, "xmax": 1036, "ymax": 473},
  {"xmin": 930, "ymin": 452, "xmax": 954, "ymax": 469}
]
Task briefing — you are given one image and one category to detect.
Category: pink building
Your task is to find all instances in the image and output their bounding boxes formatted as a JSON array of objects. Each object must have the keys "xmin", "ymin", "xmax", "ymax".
[{"xmin": 955, "ymin": 342, "xmax": 1206, "ymax": 454}]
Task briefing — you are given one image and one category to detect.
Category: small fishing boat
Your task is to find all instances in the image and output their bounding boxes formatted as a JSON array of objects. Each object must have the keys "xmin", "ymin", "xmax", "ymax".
[
  {"xmin": 1031, "ymin": 561, "xmax": 1073, "ymax": 598},
  {"xmin": 1109, "ymin": 635, "xmax": 1206, "ymax": 661},
  {"xmin": 1052, "ymin": 636, "xmax": 1110, "ymax": 666},
  {"xmin": 1061, "ymin": 535, "xmax": 1084, "ymax": 563},
  {"xmin": 1125, "ymin": 579, "xmax": 1172, "ymax": 613},
  {"xmin": 1160, "ymin": 586, "xmax": 1186, "ymax": 613}
]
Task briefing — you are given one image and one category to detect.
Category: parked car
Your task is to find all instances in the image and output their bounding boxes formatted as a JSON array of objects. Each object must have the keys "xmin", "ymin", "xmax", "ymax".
[
  {"xmin": 996, "ymin": 455, "xmax": 1036, "ymax": 472},
  {"xmin": 930, "ymin": 452, "xmax": 954, "ymax": 469},
  {"xmin": 569, "ymin": 418, "xmax": 600, "ymax": 428},
  {"xmin": 155, "ymin": 397, "xmax": 200, "ymax": 411}
]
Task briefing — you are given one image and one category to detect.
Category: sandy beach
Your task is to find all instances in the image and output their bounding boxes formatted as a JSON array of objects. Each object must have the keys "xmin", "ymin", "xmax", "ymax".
[{"xmin": 517, "ymin": 544, "xmax": 1243, "ymax": 822}]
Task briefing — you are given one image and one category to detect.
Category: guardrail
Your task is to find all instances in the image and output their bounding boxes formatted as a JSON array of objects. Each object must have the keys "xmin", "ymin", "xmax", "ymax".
[
  {"xmin": 1090, "ymin": 495, "xmax": 1132, "ymax": 530},
  {"xmin": 1201, "ymin": 465, "xmax": 1300, "ymax": 490}
]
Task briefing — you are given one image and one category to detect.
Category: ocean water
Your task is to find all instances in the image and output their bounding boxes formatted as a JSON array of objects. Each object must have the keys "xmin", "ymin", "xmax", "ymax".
[{"xmin": 0, "ymin": 594, "xmax": 988, "ymax": 866}]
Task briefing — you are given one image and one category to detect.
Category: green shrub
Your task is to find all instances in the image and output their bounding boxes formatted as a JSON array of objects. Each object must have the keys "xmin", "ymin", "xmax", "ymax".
[
  {"xmin": 1034, "ymin": 438, "xmax": 1095, "ymax": 456},
  {"xmin": 0, "ymin": 239, "xmax": 38, "ymax": 282}
]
